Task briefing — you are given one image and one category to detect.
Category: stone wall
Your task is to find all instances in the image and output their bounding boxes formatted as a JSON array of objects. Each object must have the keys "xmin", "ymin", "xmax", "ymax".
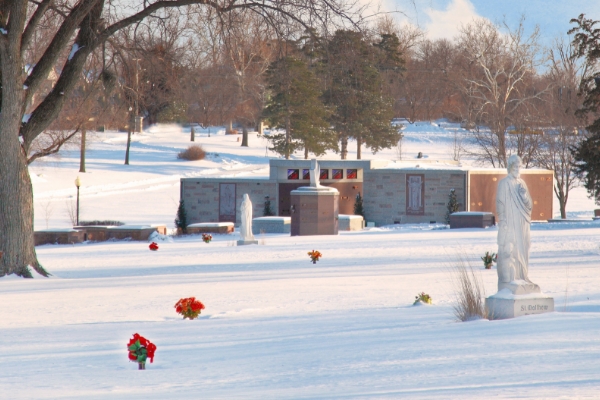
[
  {"xmin": 181, "ymin": 178, "xmax": 277, "ymax": 226},
  {"xmin": 362, "ymin": 169, "xmax": 466, "ymax": 226}
]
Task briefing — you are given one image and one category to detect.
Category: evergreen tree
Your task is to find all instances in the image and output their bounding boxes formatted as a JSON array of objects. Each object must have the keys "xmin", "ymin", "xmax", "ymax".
[
  {"xmin": 324, "ymin": 30, "xmax": 401, "ymax": 159},
  {"xmin": 262, "ymin": 56, "xmax": 336, "ymax": 159},
  {"xmin": 175, "ymin": 200, "xmax": 188, "ymax": 234},
  {"xmin": 568, "ymin": 15, "xmax": 600, "ymax": 205},
  {"xmin": 445, "ymin": 189, "xmax": 460, "ymax": 224},
  {"xmin": 354, "ymin": 192, "xmax": 365, "ymax": 218},
  {"xmin": 572, "ymin": 134, "xmax": 600, "ymax": 204},
  {"xmin": 263, "ymin": 196, "xmax": 275, "ymax": 216}
]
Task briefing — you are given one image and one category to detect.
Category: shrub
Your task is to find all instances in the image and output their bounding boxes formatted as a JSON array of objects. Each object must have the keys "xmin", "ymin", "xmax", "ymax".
[
  {"xmin": 177, "ymin": 145, "xmax": 206, "ymax": 161},
  {"xmin": 175, "ymin": 200, "xmax": 188, "ymax": 234},
  {"xmin": 445, "ymin": 188, "xmax": 459, "ymax": 224},
  {"xmin": 354, "ymin": 192, "xmax": 365, "ymax": 218},
  {"xmin": 263, "ymin": 196, "xmax": 274, "ymax": 216},
  {"xmin": 451, "ymin": 257, "xmax": 488, "ymax": 321}
]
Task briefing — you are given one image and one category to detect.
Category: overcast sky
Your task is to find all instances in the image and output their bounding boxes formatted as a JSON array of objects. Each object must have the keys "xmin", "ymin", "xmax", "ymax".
[{"xmin": 377, "ymin": 0, "xmax": 600, "ymax": 43}]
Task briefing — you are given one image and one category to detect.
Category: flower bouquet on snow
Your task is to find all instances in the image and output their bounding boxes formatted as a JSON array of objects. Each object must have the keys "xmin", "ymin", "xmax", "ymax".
[
  {"xmin": 175, "ymin": 297, "xmax": 205, "ymax": 320},
  {"xmin": 413, "ymin": 292, "xmax": 432, "ymax": 305},
  {"xmin": 202, "ymin": 233, "xmax": 212, "ymax": 244},
  {"xmin": 481, "ymin": 251, "xmax": 497, "ymax": 269},
  {"xmin": 308, "ymin": 250, "xmax": 322, "ymax": 264},
  {"xmin": 127, "ymin": 333, "xmax": 156, "ymax": 370},
  {"xmin": 149, "ymin": 242, "xmax": 159, "ymax": 251}
]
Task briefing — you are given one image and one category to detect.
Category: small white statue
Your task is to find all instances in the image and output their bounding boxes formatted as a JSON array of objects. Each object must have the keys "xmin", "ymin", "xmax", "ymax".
[
  {"xmin": 496, "ymin": 155, "xmax": 540, "ymax": 294},
  {"xmin": 239, "ymin": 193, "xmax": 255, "ymax": 242},
  {"xmin": 309, "ymin": 159, "xmax": 321, "ymax": 188}
]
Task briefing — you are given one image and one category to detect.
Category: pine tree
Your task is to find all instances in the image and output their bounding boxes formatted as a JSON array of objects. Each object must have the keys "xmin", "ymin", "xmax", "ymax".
[
  {"xmin": 324, "ymin": 30, "xmax": 401, "ymax": 159},
  {"xmin": 263, "ymin": 56, "xmax": 336, "ymax": 159},
  {"xmin": 354, "ymin": 192, "xmax": 365, "ymax": 218},
  {"xmin": 572, "ymin": 133, "xmax": 600, "ymax": 205},
  {"xmin": 445, "ymin": 189, "xmax": 460, "ymax": 224},
  {"xmin": 175, "ymin": 200, "xmax": 188, "ymax": 234},
  {"xmin": 568, "ymin": 15, "xmax": 600, "ymax": 205}
]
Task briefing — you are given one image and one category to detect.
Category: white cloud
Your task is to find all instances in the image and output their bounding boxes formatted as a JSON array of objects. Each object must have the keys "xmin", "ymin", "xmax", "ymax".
[{"xmin": 424, "ymin": 0, "xmax": 483, "ymax": 39}]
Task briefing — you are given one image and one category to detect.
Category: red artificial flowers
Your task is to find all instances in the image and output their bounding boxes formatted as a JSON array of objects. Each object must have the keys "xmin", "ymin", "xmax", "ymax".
[
  {"xmin": 175, "ymin": 297, "xmax": 206, "ymax": 320},
  {"xmin": 127, "ymin": 333, "xmax": 156, "ymax": 369}
]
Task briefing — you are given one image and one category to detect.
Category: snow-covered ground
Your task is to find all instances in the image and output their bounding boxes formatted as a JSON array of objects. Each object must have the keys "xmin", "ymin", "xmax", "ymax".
[{"xmin": 2, "ymin": 122, "xmax": 599, "ymax": 398}]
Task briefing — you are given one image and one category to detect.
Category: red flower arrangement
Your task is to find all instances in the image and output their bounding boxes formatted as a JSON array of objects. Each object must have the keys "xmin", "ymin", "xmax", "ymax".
[
  {"xmin": 127, "ymin": 333, "xmax": 156, "ymax": 370},
  {"xmin": 149, "ymin": 242, "xmax": 159, "ymax": 251},
  {"xmin": 175, "ymin": 297, "xmax": 206, "ymax": 320},
  {"xmin": 202, "ymin": 233, "xmax": 212, "ymax": 244},
  {"xmin": 308, "ymin": 250, "xmax": 322, "ymax": 264}
]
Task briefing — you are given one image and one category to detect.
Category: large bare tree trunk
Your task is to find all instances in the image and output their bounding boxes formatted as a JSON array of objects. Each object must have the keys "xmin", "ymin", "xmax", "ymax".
[
  {"xmin": 356, "ymin": 136, "xmax": 362, "ymax": 159},
  {"xmin": 0, "ymin": 73, "xmax": 47, "ymax": 277}
]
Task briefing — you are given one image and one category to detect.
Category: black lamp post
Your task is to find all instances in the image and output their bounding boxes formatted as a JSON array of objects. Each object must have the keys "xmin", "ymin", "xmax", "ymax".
[{"xmin": 75, "ymin": 176, "xmax": 81, "ymax": 226}]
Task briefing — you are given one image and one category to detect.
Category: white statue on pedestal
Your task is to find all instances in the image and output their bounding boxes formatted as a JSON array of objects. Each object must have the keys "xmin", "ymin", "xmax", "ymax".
[
  {"xmin": 239, "ymin": 193, "xmax": 256, "ymax": 243},
  {"xmin": 496, "ymin": 155, "xmax": 540, "ymax": 294},
  {"xmin": 310, "ymin": 159, "xmax": 321, "ymax": 188}
]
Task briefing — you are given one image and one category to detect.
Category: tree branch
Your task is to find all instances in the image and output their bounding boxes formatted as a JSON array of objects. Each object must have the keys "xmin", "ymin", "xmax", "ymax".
[{"xmin": 22, "ymin": 0, "xmax": 53, "ymax": 55}]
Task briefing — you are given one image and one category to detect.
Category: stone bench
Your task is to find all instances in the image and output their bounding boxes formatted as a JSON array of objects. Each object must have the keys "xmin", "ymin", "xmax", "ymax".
[
  {"xmin": 72, "ymin": 225, "xmax": 167, "ymax": 242},
  {"xmin": 449, "ymin": 212, "xmax": 495, "ymax": 229},
  {"xmin": 187, "ymin": 222, "xmax": 234, "ymax": 234},
  {"xmin": 34, "ymin": 229, "xmax": 86, "ymax": 245},
  {"xmin": 252, "ymin": 217, "xmax": 291, "ymax": 234},
  {"xmin": 338, "ymin": 214, "xmax": 364, "ymax": 231},
  {"xmin": 105, "ymin": 225, "xmax": 167, "ymax": 240}
]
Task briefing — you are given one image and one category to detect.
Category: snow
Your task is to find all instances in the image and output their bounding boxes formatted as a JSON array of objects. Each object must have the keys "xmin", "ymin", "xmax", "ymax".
[
  {"xmin": 452, "ymin": 211, "xmax": 493, "ymax": 216},
  {"xmin": 68, "ymin": 43, "xmax": 81, "ymax": 60},
  {"xmin": 187, "ymin": 222, "xmax": 234, "ymax": 227},
  {"xmin": 2, "ymin": 121, "xmax": 598, "ymax": 398}
]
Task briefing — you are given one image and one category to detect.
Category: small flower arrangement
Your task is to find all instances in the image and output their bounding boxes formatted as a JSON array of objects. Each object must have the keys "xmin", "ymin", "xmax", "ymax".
[
  {"xmin": 308, "ymin": 250, "xmax": 322, "ymax": 264},
  {"xmin": 127, "ymin": 333, "xmax": 156, "ymax": 370},
  {"xmin": 481, "ymin": 251, "xmax": 497, "ymax": 269},
  {"xmin": 202, "ymin": 233, "xmax": 212, "ymax": 244},
  {"xmin": 149, "ymin": 242, "xmax": 159, "ymax": 251},
  {"xmin": 414, "ymin": 292, "xmax": 432, "ymax": 305},
  {"xmin": 175, "ymin": 297, "xmax": 206, "ymax": 320}
]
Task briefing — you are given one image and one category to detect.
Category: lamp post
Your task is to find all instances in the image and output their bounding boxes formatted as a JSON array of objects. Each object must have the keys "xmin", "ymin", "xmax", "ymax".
[{"xmin": 74, "ymin": 176, "xmax": 81, "ymax": 226}]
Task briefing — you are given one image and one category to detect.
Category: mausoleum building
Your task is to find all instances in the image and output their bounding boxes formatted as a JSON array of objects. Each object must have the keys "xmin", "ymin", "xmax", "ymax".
[{"xmin": 180, "ymin": 159, "xmax": 553, "ymax": 227}]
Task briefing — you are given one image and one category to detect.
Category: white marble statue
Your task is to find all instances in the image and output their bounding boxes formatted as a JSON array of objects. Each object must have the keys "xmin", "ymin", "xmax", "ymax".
[
  {"xmin": 496, "ymin": 155, "xmax": 540, "ymax": 294},
  {"xmin": 239, "ymin": 193, "xmax": 255, "ymax": 242},
  {"xmin": 309, "ymin": 159, "xmax": 321, "ymax": 187}
]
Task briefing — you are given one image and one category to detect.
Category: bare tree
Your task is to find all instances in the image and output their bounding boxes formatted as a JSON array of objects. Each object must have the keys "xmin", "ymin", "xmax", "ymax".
[
  {"xmin": 456, "ymin": 18, "xmax": 548, "ymax": 167},
  {"xmin": 219, "ymin": 10, "xmax": 275, "ymax": 146},
  {"xmin": 535, "ymin": 38, "xmax": 585, "ymax": 218}
]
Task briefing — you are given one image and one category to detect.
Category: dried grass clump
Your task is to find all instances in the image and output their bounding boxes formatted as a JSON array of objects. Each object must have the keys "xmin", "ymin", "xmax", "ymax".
[
  {"xmin": 451, "ymin": 257, "xmax": 488, "ymax": 321},
  {"xmin": 177, "ymin": 145, "xmax": 206, "ymax": 161}
]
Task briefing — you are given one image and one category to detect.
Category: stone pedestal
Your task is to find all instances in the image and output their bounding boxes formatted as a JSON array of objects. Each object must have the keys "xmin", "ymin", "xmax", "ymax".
[
  {"xmin": 486, "ymin": 289, "xmax": 554, "ymax": 320},
  {"xmin": 290, "ymin": 186, "xmax": 339, "ymax": 236}
]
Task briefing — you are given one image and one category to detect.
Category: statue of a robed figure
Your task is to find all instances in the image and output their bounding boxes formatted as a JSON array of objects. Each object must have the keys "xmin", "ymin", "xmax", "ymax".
[
  {"xmin": 238, "ymin": 193, "xmax": 258, "ymax": 245},
  {"xmin": 495, "ymin": 155, "xmax": 540, "ymax": 295}
]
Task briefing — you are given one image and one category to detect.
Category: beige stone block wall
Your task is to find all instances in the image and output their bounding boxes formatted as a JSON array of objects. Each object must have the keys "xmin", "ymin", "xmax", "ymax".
[
  {"xmin": 181, "ymin": 179, "xmax": 277, "ymax": 226},
  {"xmin": 363, "ymin": 170, "xmax": 466, "ymax": 226},
  {"xmin": 182, "ymin": 181, "xmax": 220, "ymax": 224}
]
